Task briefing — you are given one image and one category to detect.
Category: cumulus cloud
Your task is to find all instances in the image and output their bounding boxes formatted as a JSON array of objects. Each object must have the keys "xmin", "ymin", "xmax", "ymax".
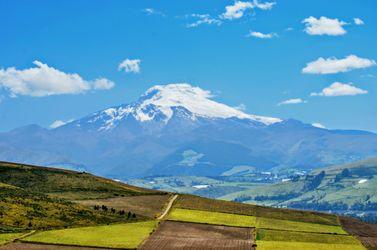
[
  {"xmin": 247, "ymin": 31, "xmax": 277, "ymax": 39},
  {"xmin": 354, "ymin": 17, "xmax": 364, "ymax": 25},
  {"xmin": 278, "ymin": 98, "xmax": 306, "ymax": 106},
  {"xmin": 310, "ymin": 82, "xmax": 368, "ymax": 97},
  {"xmin": 49, "ymin": 119, "xmax": 74, "ymax": 129},
  {"xmin": 118, "ymin": 59, "xmax": 141, "ymax": 73},
  {"xmin": 302, "ymin": 16, "xmax": 347, "ymax": 36},
  {"xmin": 221, "ymin": 0, "xmax": 275, "ymax": 20},
  {"xmin": 312, "ymin": 123, "xmax": 325, "ymax": 129},
  {"xmin": 187, "ymin": 14, "xmax": 222, "ymax": 28},
  {"xmin": 0, "ymin": 61, "xmax": 114, "ymax": 97},
  {"xmin": 302, "ymin": 55, "xmax": 376, "ymax": 74}
]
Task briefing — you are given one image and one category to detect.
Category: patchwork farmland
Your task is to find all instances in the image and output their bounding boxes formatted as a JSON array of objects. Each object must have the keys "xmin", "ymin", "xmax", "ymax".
[{"xmin": 0, "ymin": 162, "xmax": 376, "ymax": 249}]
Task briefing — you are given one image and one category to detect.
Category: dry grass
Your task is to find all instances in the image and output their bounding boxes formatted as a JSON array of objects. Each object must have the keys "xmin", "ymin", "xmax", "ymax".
[{"xmin": 77, "ymin": 194, "xmax": 172, "ymax": 218}]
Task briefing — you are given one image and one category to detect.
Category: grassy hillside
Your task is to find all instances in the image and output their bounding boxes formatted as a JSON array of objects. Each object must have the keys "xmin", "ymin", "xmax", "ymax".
[
  {"xmin": 0, "ymin": 161, "xmax": 159, "ymax": 200},
  {"xmin": 0, "ymin": 161, "xmax": 164, "ymax": 232},
  {"xmin": 220, "ymin": 158, "xmax": 377, "ymax": 222}
]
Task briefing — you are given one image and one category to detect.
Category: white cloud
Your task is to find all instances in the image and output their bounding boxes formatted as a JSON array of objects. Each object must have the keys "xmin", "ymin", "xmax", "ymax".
[
  {"xmin": 354, "ymin": 17, "xmax": 364, "ymax": 25},
  {"xmin": 302, "ymin": 16, "xmax": 347, "ymax": 36},
  {"xmin": 278, "ymin": 98, "xmax": 306, "ymax": 106},
  {"xmin": 312, "ymin": 123, "xmax": 325, "ymax": 129},
  {"xmin": 310, "ymin": 82, "xmax": 368, "ymax": 97},
  {"xmin": 221, "ymin": 0, "xmax": 275, "ymax": 20},
  {"xmin": 187, "ymin": 14, "xmax": 222, "ymax": 28},
  {"xmin": 118, "ymin": 59, "xmax": 141, "ymax": 73},
  {"xmin": 302, "ymin": 55, "xmax": 376, "ymax": 74},
  {"xmin": 143, "ymin": 8, "xmax": 165, "ymax": 16},
  {"xmin": 49, "ymin": 119, "xmax": 74, "ymax": 129},
  {"xmin": 0, "ymin": 61, "xmax": 114, "ymax": 97},
  {"xmin": 247, "ymin": 31, "xmax": 277, "ymax": 39}
]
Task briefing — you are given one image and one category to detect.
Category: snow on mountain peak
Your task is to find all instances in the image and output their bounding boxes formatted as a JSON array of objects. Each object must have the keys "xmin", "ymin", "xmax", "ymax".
[
  {"xmin": 77, "ymin": 83, "xmax": 281, "ymax": 131},
  {"xmin": 137, "ymin": 83, "xmax": 281, "ymax": 125}
]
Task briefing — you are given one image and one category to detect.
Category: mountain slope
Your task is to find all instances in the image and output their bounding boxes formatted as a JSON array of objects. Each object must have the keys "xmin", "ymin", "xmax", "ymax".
[{"xmin": 0, "ymin": 83, "xmax": 377, "ymax": 178}]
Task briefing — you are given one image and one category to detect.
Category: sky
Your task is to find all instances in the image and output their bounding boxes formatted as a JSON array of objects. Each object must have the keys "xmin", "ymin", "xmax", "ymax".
[{"xmin": 0, "ymin": 0, "xmax": 376, "ymax": 132}]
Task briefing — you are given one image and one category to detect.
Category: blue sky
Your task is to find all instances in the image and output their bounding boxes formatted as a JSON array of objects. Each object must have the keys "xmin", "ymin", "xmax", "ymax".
[{"xmin": 0, "ymin": 0, "xmax": 376, "ymax": 132}]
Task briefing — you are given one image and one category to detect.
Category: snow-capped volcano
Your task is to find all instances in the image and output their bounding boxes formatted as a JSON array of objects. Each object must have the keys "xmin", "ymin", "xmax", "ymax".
[
  {"xmin": 1, "ymin": 83, "xmax": 377, "ymax": 179},
  {"xmin": 73, "ymin": 83, "xmax": 281, "ymax": 131}
]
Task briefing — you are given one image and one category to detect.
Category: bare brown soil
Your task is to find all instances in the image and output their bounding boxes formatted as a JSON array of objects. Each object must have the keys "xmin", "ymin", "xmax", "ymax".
[
  {"xmin": 139, "ymin": 221, "xmax": 255, "ymax": 250},
  {"xmin": 77, "ymin": 194, "xmax": 172, "ymax": 218},
  {"xmin": 340, "ymin": 216, "xmax": 377, "ymax": 249},
  {"xmin": 0, "ymin": 242, "xmax": 111, "ymax": 250}
]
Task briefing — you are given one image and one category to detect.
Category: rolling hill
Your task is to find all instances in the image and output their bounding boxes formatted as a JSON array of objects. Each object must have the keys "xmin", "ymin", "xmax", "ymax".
[
  {"xmin": 220, "ymin": 158, "xmax": 377, "ymax": 223},
  {"xmin": 0, "ymin": 161, "xmax": 377, "ymax": 249}
]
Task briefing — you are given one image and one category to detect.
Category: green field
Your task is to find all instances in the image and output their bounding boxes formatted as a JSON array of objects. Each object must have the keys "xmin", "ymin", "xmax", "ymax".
[
  {"xmin": 22, "ymin": 221, "xmax": 157, "ymax": 249},
  {"xmin": 257, "ymin": 229, "xmax": 361, "ymax": 244},
  {"xmin": 257, "ymin": 241, "xmax": 365, "ymax": 250},
  {"xmin": 167, "ymin": 208, "xmax": 256, "ymax": 227},
  {"xmin": 174, "ymin": 194, "xmax": 339, "ymax": 226},
  {"xmin": 256, "ymin": 217, "xmax": 346, "ymax": 234},
  {"xmin": 0, "ymin": 233, "xmax": 24, "ymax": 245}
]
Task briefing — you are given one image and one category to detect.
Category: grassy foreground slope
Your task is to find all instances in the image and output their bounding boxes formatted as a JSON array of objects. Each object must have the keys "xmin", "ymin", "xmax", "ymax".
[
  {"xmin": 0, "ymin": 161, "xmax": 163, "ymax": 232},
  {"xmin": 0, "ymin": 161, "xmax": 159, "ymax": 200}
]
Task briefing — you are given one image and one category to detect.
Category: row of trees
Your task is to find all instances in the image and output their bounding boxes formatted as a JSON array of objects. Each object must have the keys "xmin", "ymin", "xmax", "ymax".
[{"xmin": 93, "ymin": 205, "xmax": 136, "ymax": 219}]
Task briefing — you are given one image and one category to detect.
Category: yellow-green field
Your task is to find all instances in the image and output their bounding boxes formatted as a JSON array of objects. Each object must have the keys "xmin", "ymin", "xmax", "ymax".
[
  {"xmin": 256, "ymin": 217, "xmax": 346, "ymax": 234},
  {"xmin": 0, "ymin": 233, "xmax": 24, "ymax": 245},
  {"xmin": 22, "ymin": 221, "xmax": 157, "ymax": 249},
  {"xmin": 257, "ymin": 241, "xmax": 365, "ymax": 250},
  {"xmin": 257, "ymin": 229, "xmax": 362, "ymax": 244},
  {"xmin": 167, "ymin": 208, "xmax": 256, "ymax": 227},
  {"xmin": 256, "ymin": 229, "xmax": 365, "ymax": 250}
]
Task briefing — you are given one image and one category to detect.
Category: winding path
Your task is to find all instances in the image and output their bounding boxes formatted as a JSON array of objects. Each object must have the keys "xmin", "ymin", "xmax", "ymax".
[{"xmin": 158, "ymin": 194, "xmax": 178, "ymax": 220}]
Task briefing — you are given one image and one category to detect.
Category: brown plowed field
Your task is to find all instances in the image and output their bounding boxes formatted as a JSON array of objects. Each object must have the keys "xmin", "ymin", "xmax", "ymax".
[
  {"xmin": 139, "ymin": 221, "xmax": 255, "ymax": 250},
  {"xmin": 340, "ymin": 216, "xmax": 377, "ymax": 249},
  {"xmin": 0, "ymin": 242, "xmax": 112, "ymax": 250}
]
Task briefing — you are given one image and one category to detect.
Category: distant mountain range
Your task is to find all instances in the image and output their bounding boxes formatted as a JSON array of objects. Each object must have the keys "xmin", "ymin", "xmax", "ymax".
[{"xmin": 1, "ymin": 83, "xmax": 377, "ymax": 178}]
